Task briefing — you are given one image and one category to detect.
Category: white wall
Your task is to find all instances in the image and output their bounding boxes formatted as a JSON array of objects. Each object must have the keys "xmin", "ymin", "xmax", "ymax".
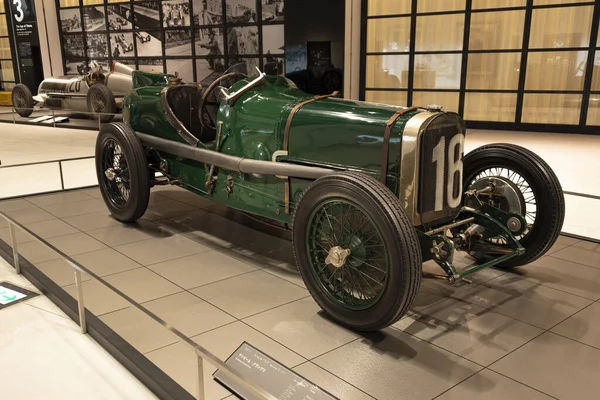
[{"xmin": 35, "ymin": 0, "xmax": 63, "ymax": 78}]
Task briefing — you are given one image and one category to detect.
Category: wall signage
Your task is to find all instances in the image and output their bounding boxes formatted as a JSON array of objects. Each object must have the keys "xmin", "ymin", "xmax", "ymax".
[{"xmin": 0, "ymin": 281, "xmax": 38, "ymax": 309}]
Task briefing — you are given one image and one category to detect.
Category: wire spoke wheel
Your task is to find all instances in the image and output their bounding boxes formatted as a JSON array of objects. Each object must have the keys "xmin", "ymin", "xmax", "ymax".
[
  {"xmin": 101, "ymin": 138, "xmax": 131, "ymax": 208},
  {"xmin": 91, "ymin": 92, "xmax": 106, "ymax": 112}
]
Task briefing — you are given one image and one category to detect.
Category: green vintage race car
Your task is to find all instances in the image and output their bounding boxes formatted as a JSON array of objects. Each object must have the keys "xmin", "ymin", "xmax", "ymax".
[{"xmin": 95, "ymin": 63, "xmax": 565, "ymax": 332}]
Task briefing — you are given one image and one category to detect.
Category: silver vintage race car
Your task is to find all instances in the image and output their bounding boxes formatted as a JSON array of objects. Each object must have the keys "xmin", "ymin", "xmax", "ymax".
[{"xmin": 11, "ymin": 61, "xmax": 135, "ymax": 122}]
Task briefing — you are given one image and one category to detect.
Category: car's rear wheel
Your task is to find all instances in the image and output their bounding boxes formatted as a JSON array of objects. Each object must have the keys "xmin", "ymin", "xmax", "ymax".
[
  {"xmin": 462, "ymin": 143, "xmax": 565, "ymax": 268},
  {"xmin": 95, "ymin": 122, "xmax": 150, "ymax": 223},
  {"xmin": 12, "ymin": 84, "xmax": 34, "ymax": 117},
  {"xmin": 292, "ymin": 171, "xmax": 422, "ymax": 332},
  {"xmin": 87, "ymin": 84, "xmax": 116, "ymax": 123}
]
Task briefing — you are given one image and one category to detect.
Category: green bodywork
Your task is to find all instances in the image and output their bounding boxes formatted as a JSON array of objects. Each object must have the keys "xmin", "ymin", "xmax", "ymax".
[{"xmin": 123, "ymin": 73, "xmax": 417, "ymax": 224}]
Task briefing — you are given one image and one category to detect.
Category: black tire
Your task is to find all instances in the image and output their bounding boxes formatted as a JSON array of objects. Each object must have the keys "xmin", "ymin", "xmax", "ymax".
[
  {"xmin": 12, "ymin": 84, "xmax": 34, "ymax": 117},
  {"xmin": 463, "ymin": 143, "xmax": 565, "ymax": 268},
  {"xmin": 95, "ymin": 122, "xmax": 150, "ymax": 222},
  {"xmin": 292, "ymin": 171, "xmax": 422, "ymax": 332},
  {"xmin": 87, "ymin": 84, "xmax": 116, "ymax": 123}
]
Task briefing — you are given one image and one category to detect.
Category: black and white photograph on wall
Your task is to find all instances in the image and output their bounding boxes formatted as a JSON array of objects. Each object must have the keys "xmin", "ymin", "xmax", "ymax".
[
  {"xmin": 196, "ymin": 58, "xmax": 224, "ymax": 83},
  {"xmin": 135, "ymin": 30, "xmax": 162, "ymax": 57},
  {"xmin": 226, "ymin": 0, "xmax": 257, "ymax": 24},
  {"xmin": 86, "ymin": 33, "xmax": 109, "ymax": 58},
  {"xmin": 63, "ymin": 34, "xmax": 85, "ymax": 58},
  {"xmin": 262, "ymin": 0, "xmax": 283, "ymax": 22},
  {"xmin": 138, "ymin": 58, "xmax": 164, "ymax": 73},
  {"xmin": 107, "ymin": 5, "xmax": 132, "ymax": 31},
  {"xmin": 166, "ymin": 59, "xmax": 193, "ymax": 82},
  {"xmin": 165, "ymin": 29, "xmax": 192, "ymax": 56},
  {"xmin": 133, "ymin": 1, "xmax": 161, "ymax": 32},
  {"xmin": 162, "ymin": 0, "xmax": 190, "ymax": 28},
  {"xmin": 64, "ymin": 58, "xmax": 85, "ymax": 75},
  {"xmin": 263, "ymin": 54, "xmax": 284, "ymax": 75},
  {"xmin": 262, "ymin": 24, "xmax": 283, "ymax": 54},
  {"xmin": 193, "ymin": 0, "xmax": 222, "ymax": 26},
  {"xmin": 227, "ymin": 57, "xmax": 259, "ymax": 76},
  {"xmin": 110, "ymin": 32, "xmax": 135, "ymax": 58},
  {"xmin": 195, "ymin": 27, "xmax": 223, "ymax": 57},
  {"xmin": 227, "ymin": 25, "xmax": 258, "ymax": 64},
  {"xmin": 90, "ymin": 59, "xmax": 110, "ymax": 72},
  {"xmin": 60, "ymin": 8, "xmax": 82, "ymax": 33},
  {"xmin": 83, "ymin": 6, "xmax": 106, "ymax": 32}
]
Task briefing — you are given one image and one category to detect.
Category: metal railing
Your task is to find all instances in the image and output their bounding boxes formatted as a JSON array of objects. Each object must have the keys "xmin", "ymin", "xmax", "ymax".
[
  {"xmin": 0, "ymin": 106, "xmax": 121, "ymax": 131},
  {"xmin": 0, "ymin": 210, "xmax": 278, "ymax": 400}
]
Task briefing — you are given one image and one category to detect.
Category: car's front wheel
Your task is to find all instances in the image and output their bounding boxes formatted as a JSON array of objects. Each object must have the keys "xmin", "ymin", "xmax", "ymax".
[
  {"xmin": 95, "ymin": 122, "xmax": 150, "ymax": 223},
  {"xmin": 12, "ymin": 84, "xmax": 34, "ymax": 117},
  {"xmin": 87, "ymin": 84, "xmax": 116, "ymax": 123},
  {"xmin": 292, "ymin": 171, "xmax": 422, "ymax": 332},
  {"xmin": 462, "ymin": 143, "xmax": 565, "ymax": 268}
]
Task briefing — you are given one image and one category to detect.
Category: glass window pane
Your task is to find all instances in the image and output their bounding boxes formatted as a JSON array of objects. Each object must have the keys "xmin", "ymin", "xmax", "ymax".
[
  {"xmin": 417, "ymin": 0, "xmax": 465, "ymax": 13},
  {"xmin": 469, "ymin": 10, "xmax": 525, "ymax": 50},
  {"xmin": 0, "ymin": 38, "xmax": 10, "ymax": 59},
  {"xmin": 472, "ymin": 0, "xmax": 526, "ymax": 9},
  {"xmin": 412, "ymin": 91, "xmax": 460, "ymax": 112},
  {"xmin": 467, "ymin": 52, "xmax": 521, "ymax": 90},
  {"xmin": 414, "ymin": 53, "xmax": 462, "ymax": 89},
  {"xmin": 0, "ymin": 60, "xmax": 14, "ymax": 81},
  {"xmin": 368, "ymin": 0, "xmax": 410, "ymax": 16},
  {"xmin": 465, "ymin": 93, "xmax": 517, "ymax": 121},
  {"xmin": 587, "ymin": 96, "xmax": 600, "ymax": 126},
  {"xmin": 2, "ymin": 82, "xmax": 15, "ymax": 91},
  {"xmin": 525, "ymin": 51, "xmax": 587, "ymax": 91},
  {"xmin": 529, "ymin": 6, "xmax": 593, "ymax": 49},
  {"xmin": 0, "ymin": 16, "xmax": 7, "ymax": 36},
  {"xmin": 83, "ymin": 0, "xmax": 103, "ymax": 5},
  {"xmin": 0, "ymin": 1, "xmax": 4, "ymax": 12},
  {"xmin": 60, "ymin": 0, "xmax": 80, "ymax": 8},
  {"xmin": 416, "ymin": 14, "xmax": 465, "ymax": 51},
  {"xmin": 592, "ymin": 60, "xmax": 600, "ymax": 91},
  {"xmin": 522, "ymin": 93, "xmax": 582, "ymax": 124},
  {"xmin": 534, "ymin": 0, "xmax": 584, "ymax": 5},
  {"xmin": 365, "ymin": 90, "xmax": 408, "ymax": 107},
  {"xmin": 367, "ymin": 17, "xmax": 411, "ymax": 53},
  {"xmin": 366, "ymin": 55, "xmax": 408, "ymax": 88}
]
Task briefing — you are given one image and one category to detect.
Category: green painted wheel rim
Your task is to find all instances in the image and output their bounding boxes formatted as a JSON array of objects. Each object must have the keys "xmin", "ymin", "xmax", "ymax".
[{"xmin": 306, "ymin": 198, "xmax": 390, "ymax": 310}]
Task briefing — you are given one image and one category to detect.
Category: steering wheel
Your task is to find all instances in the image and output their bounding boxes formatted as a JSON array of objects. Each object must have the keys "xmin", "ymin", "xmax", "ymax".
[{"xmin": 199, "ymin": 72, "xmax": 247, "ymax": 132}]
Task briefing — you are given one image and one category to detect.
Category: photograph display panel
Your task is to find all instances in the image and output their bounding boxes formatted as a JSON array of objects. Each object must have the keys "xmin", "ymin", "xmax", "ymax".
[
  {"xmin": 139, "ymin": 58, "xmax": 164, "ymax": 73},
  {"xmin": 56, "ymin": 0, "xmax": 286, "ymax": 82}
]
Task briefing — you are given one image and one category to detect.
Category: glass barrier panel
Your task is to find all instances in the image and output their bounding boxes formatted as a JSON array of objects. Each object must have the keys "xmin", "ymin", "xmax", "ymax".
[
  {"xmin": 367, "ymin": 17, "xmax": 411, "ymax": 53},
  {"xmin": 365, "ymin": 55, "xmax": 409, "ymax": 88},
  {"xmin": 465, "ymin": 92, "xmax": 517, "ymax": 121},
  {"xmin": 522, "ymin": 93, "xmax": 582, "ymax": 124},
  {"xmin": 467, "ymin": 52, "xmax": 521, "ymax": 90}
]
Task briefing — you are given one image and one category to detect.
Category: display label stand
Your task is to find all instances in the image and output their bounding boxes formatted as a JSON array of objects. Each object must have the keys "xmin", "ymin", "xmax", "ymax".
[{"xmin": 0, "ymin": 281, "xmax": 39, "ymax": 309}]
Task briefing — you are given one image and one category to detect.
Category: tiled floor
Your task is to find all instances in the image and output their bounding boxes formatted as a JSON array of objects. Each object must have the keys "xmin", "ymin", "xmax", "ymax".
[{"xmin": 1, "ymin": 187, "xmax": 600, "ymax": 400}]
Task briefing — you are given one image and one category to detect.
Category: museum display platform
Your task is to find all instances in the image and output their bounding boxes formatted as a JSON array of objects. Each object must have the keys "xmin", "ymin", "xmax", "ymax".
[{"xmin": 1, "ymin": 185, "xmax": 600, "ymax": 400}]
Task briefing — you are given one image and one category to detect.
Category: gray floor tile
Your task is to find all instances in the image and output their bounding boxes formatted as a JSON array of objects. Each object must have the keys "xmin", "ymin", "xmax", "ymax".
[
  {"xmin": 552, "ymin": 245, "xmax": 600, "ymax": 270},
  {"xmin": 572, "ymin": 240, "xmax": 600, "ymax": 253},
  {"xmin": 72, "ymin": 248, "xmax": 143, "ymax": 277},
  {"xmin": 114, "ymin": 235, "xmax": 212, "ymax": 266},
  {"xmin": 292, "ymin": 362, "xmax": 375, "ymax": 400},
  {"xmin": 143, "ymin": 292, "xmax": 235, "ymax": 337},
  {"xmin": 46, "ymin": 232, "xmax": 107, "ymax": 256},
  {"xmin": 0, "ymin": 198, "xmax": 37, "ymax": 212},
  {"xmin": 40, "ymin": 198, "xmax": 109, "ymax": 218},
  {"xmin": 26, "ymin": 191, "xmax": 94, "ymax": 207},
  {"xmin": 0, "ymin": 225, "xmax": 34, "ymax": 245},
  {"xmin": 100, "ymin": 306, "xmax": 180, "ymax": 353},
  {"xmin": 519, "ymin": 256, "xmax": 600, "ymax": 300},
  {"xmin": 62, "ymin": 279, "xmax": 131, "ymax": 316},
  {"xmin": 192, "ymin": 321, "xmax": 306, "ymax": 368},
  {"xmin": 147, "ymin": 250, "xmax": 257, "ymax": 290},
  {"xmin": 551, "ymin": 302, "xmax": 600, "ymax": 349},
  {"xmin": 103, "ymin": 268, "xmax": 183, "ymax": 303},
  {"xmin": 394, "ymin": 297, "xmax": 543, "ymax": 366},
  {"xmin": 546, "ymin": 235, "xmax": 580, "ymax": 255},
  {"xmin": 435, "ymin": 369, "xmax": 553, "ymax": 400},
  {"xmin": 78, "ymin": 187, "xmax": 103, "ymax": 199},
  {"xmin": 16, "ymin": 240, "xmax": 63, "ymax": 264},
  {"xmin": 263, "ymin": 263, "xmax": 306, "ymax": 288},
  {"xmin": 86, "ymin": 220, "xmax": 174, "ymax": 247},
  {"xmin": 145, "ymin": 341, "xmax": 232, "ymax": 399},
  {"xmin": 191, "ymin": 270, "xmax": 309, "ymax": 319},
  {"xmin": 243, "ymin": 297, "xmax": 361, "ymax": 359},
  {"xmin": 421, "ymin": 260, "xmax": 504, "ymax": 296},
  {"xmin": 61, "ymin": 210, "xmax": 122, "ymax": 231},
  {"xmin": 454, "ymin": 273, "xmax": 593, "ymax": 329},
  {"xmin": 22, "ymin": 218, "xmax": 80, "ymax": 239},
  {"xmin": 490, "ymin": 332, "xmax": 600, "ymax": 400},
  {"xmin": 142, "ymin": 198, "xmax": 198, "ymax": 221},
  {"xmin": 5, "ymin": 206, "xmax": 56, "ymax": 225},
  {"xmin": 313, "ymin": 328, "xmax": 482, "ymax": 400},
  {"xmin": 36, "ymin": 258, "xmax": 92, "ymax": 287}
]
